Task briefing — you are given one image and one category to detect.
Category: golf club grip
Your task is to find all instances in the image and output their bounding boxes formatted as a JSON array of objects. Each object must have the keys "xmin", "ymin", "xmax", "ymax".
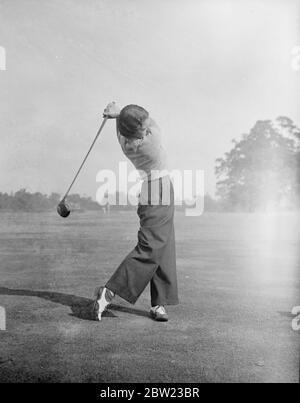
[{"xmin": 62, "ymin": 117, "xmax": 108, "ymax": 200}]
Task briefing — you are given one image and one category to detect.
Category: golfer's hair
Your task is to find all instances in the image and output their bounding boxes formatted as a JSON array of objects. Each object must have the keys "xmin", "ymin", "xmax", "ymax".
[{"xmin": 118, "ymin": 104, "xmax": 149, "ymax": 139}]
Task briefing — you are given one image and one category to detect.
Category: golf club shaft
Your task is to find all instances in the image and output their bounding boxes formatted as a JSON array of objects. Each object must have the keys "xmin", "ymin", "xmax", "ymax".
[{"xmin": 62, "ymin": 117, "xmax": 108, "ymax": 201}]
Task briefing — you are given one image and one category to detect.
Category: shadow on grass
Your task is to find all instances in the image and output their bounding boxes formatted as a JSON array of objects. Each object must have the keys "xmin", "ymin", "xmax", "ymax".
[{"xmin": 0, "ymin": 287, "xmax": 149, "ymax": 321}]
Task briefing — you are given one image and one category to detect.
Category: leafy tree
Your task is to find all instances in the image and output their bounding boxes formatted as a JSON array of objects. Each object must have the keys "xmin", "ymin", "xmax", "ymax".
[{"xmin": 215, "ymin": 117, "xmax": 300, "ymax": 211}]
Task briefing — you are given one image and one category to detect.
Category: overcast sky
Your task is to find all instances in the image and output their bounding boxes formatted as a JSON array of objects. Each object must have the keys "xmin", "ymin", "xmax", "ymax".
[{"xmin": 0, "ymin": 0, "xmax": 299, "ymax": 198}]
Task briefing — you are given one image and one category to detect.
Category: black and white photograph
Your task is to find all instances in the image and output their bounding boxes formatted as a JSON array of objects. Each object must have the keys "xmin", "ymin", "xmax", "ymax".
[{"xmin": 0, "ymin": 0, "xmax": 299, "ymax": 386}]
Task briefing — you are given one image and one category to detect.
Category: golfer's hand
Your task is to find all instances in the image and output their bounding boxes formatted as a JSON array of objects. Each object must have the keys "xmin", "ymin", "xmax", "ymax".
[{"xmin": 103, "ymin": 102, "xmax": 120, "ymax": 119}]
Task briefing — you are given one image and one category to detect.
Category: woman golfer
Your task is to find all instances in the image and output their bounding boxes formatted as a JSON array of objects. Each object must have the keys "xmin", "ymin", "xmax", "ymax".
[{"xmin": 93, "ymin": 102, "xmax": 178, "ymax": 321}]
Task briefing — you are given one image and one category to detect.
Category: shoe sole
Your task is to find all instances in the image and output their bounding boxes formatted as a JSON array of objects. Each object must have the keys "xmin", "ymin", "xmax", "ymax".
[
  {"xmin": 92, "ymin": 286, "xmax": 114, "ymax": 321},
  {"xmin": 92, "ymin": 286, "xmax": 105, "ymax": 321},
  {"xmin": 150, "ymin": 310, "xmax": 169, "ymax": 322}
]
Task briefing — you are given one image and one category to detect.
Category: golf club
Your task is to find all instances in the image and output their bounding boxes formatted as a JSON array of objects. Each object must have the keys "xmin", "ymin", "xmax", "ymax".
[{"xmin": 57, "ymin": 117, "xmax": 108, "ymax": 218}]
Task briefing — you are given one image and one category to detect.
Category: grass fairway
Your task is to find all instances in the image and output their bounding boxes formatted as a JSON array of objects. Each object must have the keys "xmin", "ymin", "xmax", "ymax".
[{"xmin": 0, "ymin": 211, "xmax": 299, "ymax": 383}]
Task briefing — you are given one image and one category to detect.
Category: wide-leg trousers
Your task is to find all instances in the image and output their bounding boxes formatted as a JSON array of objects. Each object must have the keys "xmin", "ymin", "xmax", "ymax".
[{"xmin": 106, "ymin": 176, "xmax": 179, "ymax": 307}]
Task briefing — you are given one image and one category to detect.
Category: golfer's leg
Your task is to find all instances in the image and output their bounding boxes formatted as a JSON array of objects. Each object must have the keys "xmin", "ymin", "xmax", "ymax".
[
  {"xmin": 106, "ymin": 178, "xmax": 176, "ymax": 305},
  {"xmin": 106, "ymin": 205, "xmax": 174, "ymax": 304},
  {"xmin": 106, "ymin": 241, "xmax": 159, "ymax": 305},
  {"xmin": 150, "ymin": 223, "xmax": 179, "ymax": 306}
]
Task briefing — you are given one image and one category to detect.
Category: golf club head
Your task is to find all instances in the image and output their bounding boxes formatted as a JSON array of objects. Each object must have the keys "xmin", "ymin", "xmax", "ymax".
[{"xmin": 57, "ymin": 200, "xmax": 71, "ymax": 218}]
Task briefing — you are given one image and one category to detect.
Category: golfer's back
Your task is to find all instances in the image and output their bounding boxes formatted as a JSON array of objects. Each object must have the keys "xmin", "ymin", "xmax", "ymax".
[{"xmin": 117, "ymin": 118, "xmax": 168, "ymax": 180}]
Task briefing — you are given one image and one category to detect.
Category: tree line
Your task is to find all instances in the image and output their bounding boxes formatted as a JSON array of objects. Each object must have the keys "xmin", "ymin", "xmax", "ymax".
[{"xmin": 0, "ymin": 191, "xmax": 101, "ymax": 212}]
